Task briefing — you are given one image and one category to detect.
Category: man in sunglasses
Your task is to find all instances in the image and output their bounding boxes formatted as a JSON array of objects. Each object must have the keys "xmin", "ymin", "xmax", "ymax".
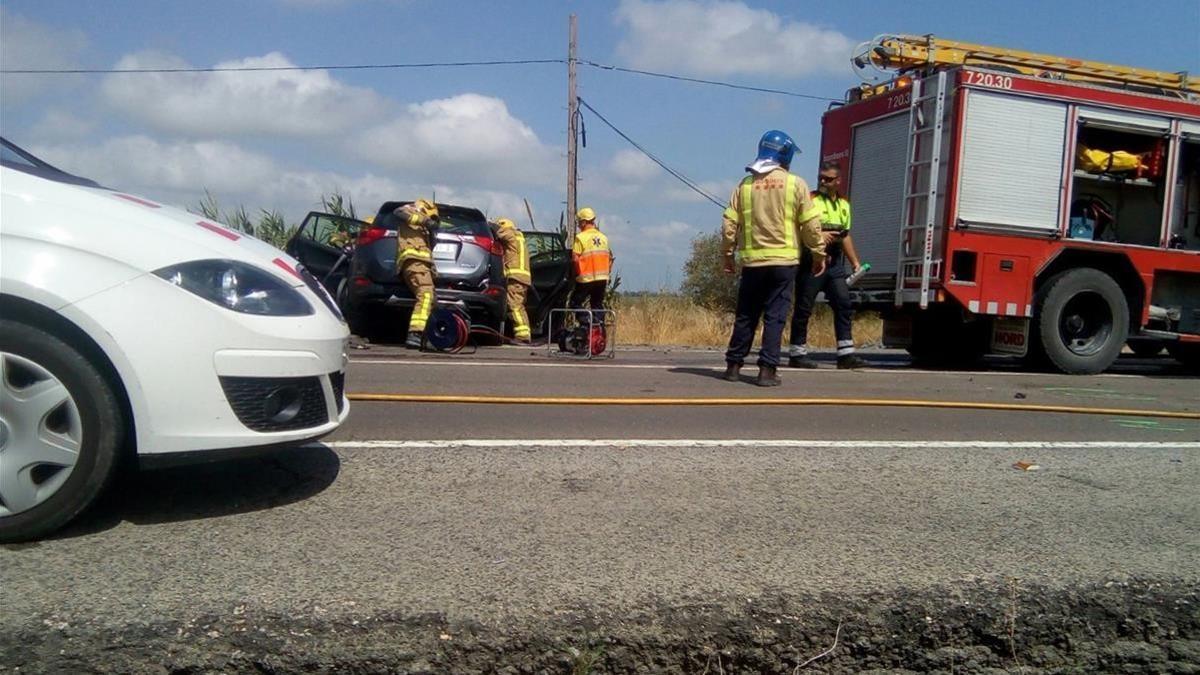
[{"xmin": 787, "ymin": 161, "xmax": 867, "ymax": 369}]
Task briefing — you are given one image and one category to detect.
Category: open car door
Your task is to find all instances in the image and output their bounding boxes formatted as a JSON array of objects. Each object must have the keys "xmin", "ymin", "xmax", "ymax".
[
  {"xmin": 285, "ymin": 211, "xmax": 368, "ymax": 297},
  {"xmin": 523, "ymin": 231, "xmax": 572, "ymax": 335}
]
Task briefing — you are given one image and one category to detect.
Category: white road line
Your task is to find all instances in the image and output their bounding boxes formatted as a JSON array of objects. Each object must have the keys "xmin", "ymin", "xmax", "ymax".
[
  {"xmin": 316, "ymin": 439, "xmax": 1200, "ymax": 450},
  {"xmin": 347, "ymin": 359, "xmax": 1145, "ymax": 378}
]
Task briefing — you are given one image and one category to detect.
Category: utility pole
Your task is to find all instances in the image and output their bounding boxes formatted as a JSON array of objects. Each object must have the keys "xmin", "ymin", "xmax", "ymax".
[{"xmin": 566, "ymin": 13, "xmax": 578, "ymax": 246}]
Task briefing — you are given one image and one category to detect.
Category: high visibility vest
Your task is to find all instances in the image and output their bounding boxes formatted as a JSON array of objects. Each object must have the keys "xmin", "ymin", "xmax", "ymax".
[
  {"xmin": 498, "ymin": 226, "xmax": 531, "ymax": 284},
  {"xmin": 573, "ymin": 227, "xmax": 611, "ymax": 282},
  {"xmin": 812, "ymin": 192, "xmax": 851, "ymax": 232},
  {"xmin": 724, "ymin": 173, "xmax": 812, "ymax": 263}
]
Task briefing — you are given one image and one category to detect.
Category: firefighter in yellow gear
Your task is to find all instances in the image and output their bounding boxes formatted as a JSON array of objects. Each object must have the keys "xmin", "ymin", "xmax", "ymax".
[
  {"xmin": 393, "ymin": 199, "xmax": 439, "ymax": 350},
  {"xmin": 494, "ymin": 218, "xmax": 532, "ymax": 342}
]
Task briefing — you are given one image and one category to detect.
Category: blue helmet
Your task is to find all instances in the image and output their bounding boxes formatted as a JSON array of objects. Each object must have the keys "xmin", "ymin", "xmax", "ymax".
[{"xmin": 756, "ymin": 129, "xmax": 797, "ymax": 167}]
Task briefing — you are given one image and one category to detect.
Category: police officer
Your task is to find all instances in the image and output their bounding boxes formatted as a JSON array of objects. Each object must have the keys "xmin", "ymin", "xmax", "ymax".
[
  {"xmin": 787, "ymin": 161, "xmax": 866, "ymax": 369},
  {"xmin": 569, "ymin": 207, "xmax": 612, "ymax": 319},
  {"xmin": 393, "ymin": 199, "xmax": 439, "ymax": 349},
  {"xmin": 493, "ymin": 217, "xmax": 532, "ymax": 343},
  {"xmin": 722, "ymin": 130, "xmax": 826, "ymax": 386}
]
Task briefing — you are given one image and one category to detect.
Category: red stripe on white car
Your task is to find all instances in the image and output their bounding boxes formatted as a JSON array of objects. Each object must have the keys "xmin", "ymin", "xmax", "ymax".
[
  {"xmin": 113, "ymin": 193, "xmax": 161, "ymax": 208},
  {"xmin": 196, "ymin": 220, "xmax": 241, "ymax": 241},
  {"xmin": 272, "ymin": 257, "xmax": 303, "ymax": 280}
]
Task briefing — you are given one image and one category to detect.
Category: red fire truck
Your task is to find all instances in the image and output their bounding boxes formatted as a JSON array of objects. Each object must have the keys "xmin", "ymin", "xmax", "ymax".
[{"xmin": 823, "ymin": 35, "xmax": 1200, "ymax": 373}]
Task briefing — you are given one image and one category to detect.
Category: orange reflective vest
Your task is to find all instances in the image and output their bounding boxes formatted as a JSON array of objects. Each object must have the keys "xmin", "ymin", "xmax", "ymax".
[{"xmin": 572, "ymin": 226, "xmax": 611, "ymax": 283}]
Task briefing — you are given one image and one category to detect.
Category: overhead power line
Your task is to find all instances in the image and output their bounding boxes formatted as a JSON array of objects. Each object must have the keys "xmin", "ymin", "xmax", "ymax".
[
  {"xmin": 2, "ymin": 57, "xmax": 841, "ymax": 102},
  {"xmin": 577, "ymin": 97, "xmax": 725, "ymax": 209},
  {"xmin": 579, "ymin": 60, "xmax": 840, "ymax": 102},
  {"xmin": 0, "ymin": 59, "xmax": 566, "ymax": 75}
]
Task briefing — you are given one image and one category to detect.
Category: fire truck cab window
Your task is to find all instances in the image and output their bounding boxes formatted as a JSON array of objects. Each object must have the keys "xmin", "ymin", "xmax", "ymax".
[
  {"xmin": 1169, "ymin": 138, "xmax": 1200, "ymax": 252},
  {"xmin": 1069, "ymin": 116, "xmax": 1168, "ymax": 247}
]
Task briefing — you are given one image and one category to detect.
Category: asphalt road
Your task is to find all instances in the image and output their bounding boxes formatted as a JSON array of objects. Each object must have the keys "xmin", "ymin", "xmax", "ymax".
[{"xmin": 2, "ymin": 347, "xmax": 1198, "ymax": 672}]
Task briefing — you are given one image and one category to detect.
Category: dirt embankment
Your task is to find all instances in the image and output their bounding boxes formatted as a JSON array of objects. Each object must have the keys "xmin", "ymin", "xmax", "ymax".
[{"xmin": 4, "ymin": 579, "xmax": 1198, "ymax": 674}]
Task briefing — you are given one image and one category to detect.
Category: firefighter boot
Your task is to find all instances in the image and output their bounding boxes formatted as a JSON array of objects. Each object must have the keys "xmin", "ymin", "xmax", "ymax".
[
  {"xmin": 723, "ymin": 362, "xmax": 742, "ymax": 382},
  {"xmin": 405, "ymin": 331, "xmax": 423, "ymax": 350},
  {"xmin": 755, "ymin": 364, "xmax": 781, "ymax": 387},
  {"xmin": 837, "ymin": 354, "xmax": 867, "ymax": 369}
]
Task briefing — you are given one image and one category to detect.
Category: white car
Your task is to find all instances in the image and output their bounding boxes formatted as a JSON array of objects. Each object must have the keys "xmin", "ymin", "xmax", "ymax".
[{"xmin": 0, "ymin": 138, "xmax": 350, "ymax": 541}]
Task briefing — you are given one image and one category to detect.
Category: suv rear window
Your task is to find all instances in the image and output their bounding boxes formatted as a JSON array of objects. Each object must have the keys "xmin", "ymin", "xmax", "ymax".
[{"xmin": 375, "ymin": 202, "xmax": 489, "ymax": 237}]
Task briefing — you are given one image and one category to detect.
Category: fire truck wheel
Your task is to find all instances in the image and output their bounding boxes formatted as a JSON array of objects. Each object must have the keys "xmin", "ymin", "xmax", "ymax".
[
  {"xmin": 1166, "ymin": 343, "xmax": 1200, "ymax": 371},
  {"xmin": 1034, "ymin": 269, "xmax": 1129, "ymax": 375}
]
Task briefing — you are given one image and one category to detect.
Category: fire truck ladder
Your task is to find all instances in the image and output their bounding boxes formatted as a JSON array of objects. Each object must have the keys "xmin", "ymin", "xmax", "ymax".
[
  {"xmin": 860, "ymin": 34, "xmax": 1198, "ymax": 97},
  {"xmin": 895, "ymin": 70, "xmax": 947, "ymax": 309}
]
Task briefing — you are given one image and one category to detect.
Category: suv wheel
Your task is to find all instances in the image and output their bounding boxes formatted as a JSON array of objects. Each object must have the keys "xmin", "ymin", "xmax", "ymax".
[{"xmin": 0, "ymin": 320, "xmax": 124, "ymax": 542}]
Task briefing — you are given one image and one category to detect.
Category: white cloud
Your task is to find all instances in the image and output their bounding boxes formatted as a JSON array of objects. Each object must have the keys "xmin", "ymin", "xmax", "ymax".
[
  {"xmin": 354, "ymin": 93, "xmax": 561, "ymax": 187},
  {"xmin": 614, "ymin": 0, "xmax": 855, "ymax": 77},
  {"xmin": 0, "ymin": 9, "xmax": 88, "ymax": 104},
  {"xmin": 99, "ymin": 51, "xmax": 386, "ymax": 137},
  {"xmin": 25, "ymin": 135, "xmax": 540, "ymax": 226},
  {"xmin": 608, "ymin": 149, "xmax": 660, "ymax": 182},
  {"xmin": 28, "ymin": 109, "xmax": 97, "ymax": 140},
  {"xmin": 31, "ymin": 136, "xmax": 280, "ymax": 195}
]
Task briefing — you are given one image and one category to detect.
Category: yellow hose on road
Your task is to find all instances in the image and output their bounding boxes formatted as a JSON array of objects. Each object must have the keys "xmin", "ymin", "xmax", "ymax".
[{"xmin": 346, "ymin": 393, "xmax": 1200, "ymax": 420}]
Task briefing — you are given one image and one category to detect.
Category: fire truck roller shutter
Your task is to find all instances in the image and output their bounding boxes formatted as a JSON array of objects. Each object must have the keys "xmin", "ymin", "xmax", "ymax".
[
  {"xmin": 848, "ymin": 111, "xmax": 910, "ymax": 278},
  {"xmin": 957, "ymin": 91, "xmax": 1067, "ymax": 232}
]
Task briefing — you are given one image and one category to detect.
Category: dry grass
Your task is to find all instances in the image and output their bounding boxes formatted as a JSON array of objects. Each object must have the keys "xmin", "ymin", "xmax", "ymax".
[{"xmin": 613, "ymin": 294, "xmax": 882, "ymax": 349}]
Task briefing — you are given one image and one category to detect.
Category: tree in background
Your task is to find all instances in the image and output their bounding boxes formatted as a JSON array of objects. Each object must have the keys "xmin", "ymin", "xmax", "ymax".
[{"xmin": 681, "ymin": 230, "xmax": 737, "ymax": 313}]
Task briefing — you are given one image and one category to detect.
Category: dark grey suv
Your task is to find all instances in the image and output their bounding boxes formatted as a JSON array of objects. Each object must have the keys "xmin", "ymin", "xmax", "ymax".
[{"xmin": 286, "ymin": 202, "xmax": 571, "ymax": 341}]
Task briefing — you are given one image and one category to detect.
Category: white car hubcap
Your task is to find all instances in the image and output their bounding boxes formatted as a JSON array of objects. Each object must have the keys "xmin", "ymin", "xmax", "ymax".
[{"xmin": 0, "ymin": 352, "xmax": 82, "ymax": 516}]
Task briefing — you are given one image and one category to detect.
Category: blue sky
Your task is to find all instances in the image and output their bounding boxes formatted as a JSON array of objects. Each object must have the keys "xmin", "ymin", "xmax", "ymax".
[{"xmin": 3, "ymin": 0, "xmax": 1198, "ymax": 290}]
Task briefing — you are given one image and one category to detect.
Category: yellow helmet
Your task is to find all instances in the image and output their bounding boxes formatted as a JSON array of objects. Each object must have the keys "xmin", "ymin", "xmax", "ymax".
[
  {"xmin": 413, "ymin": 199, "xmax": 439, "ymax": 220},
  {"xmin": 495, "ymin": 217, "xmax": 516, "ymax": 229},
  {"xmin": 363, "ymin": 215, "xmax": 375, "ymax": 225},
  {"xmin": 576, "ymin": 206, "xmax": 596, "ymax": 222}
]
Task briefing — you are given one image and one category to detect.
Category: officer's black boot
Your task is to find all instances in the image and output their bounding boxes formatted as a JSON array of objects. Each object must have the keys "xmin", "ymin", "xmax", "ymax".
[
  {"xmin": 755, "ymin": 364, "xmax": 781, "ymax": 387},
  {"xmin": 405, "ymin": 331, "xmax": 423, "ymax": 350},
  {"xmin": 787, "ymin": 355, "xmax": 819, "ymax": 369},
  {"xmin": 723, "ymin": 362, "xmax": 741, "ymax": 382},
  {"xmin": 837, "ymin": 354, "xmax": 867, "ymax": 369}
]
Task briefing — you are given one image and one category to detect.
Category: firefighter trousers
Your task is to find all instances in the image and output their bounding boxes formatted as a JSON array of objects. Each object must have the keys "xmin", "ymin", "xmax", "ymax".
[
  {"xmin": 725, "ymin": 264, "xmax": 797, "ymax": 368},
  {"xmin": 401, "ymin": 261, "xmax": 435, "ymax": 334},
  {"xmin": 788, "ymin": 264, "xmax": 854, "ymax": 357},
  {"xmin": 506, "ymin": 279, "xmax": 531, "ymax": 340}
]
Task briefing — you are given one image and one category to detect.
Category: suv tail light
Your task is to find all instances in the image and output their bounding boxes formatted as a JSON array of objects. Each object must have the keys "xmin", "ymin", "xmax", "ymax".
[
  {"xmin": 465, "ymin": 235, "xmax": 503, "ymax": 257},
  {"xmin": 357, "ymin": 226, "xmax": 389, "ymax": 246}
]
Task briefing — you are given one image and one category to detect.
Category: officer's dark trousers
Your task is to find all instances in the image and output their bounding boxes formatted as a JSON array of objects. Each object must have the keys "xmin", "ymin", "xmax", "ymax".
[
  {"xmin": 789, "ymin": 264, "xmax": 853, "ymax": 355},
  {"xmin": 570, "ymin": 280, "xmax": 607, "ymax": 321},
  {"xmin": 725, "ymin": 264, "xmax": 797, "ymax": 368}
]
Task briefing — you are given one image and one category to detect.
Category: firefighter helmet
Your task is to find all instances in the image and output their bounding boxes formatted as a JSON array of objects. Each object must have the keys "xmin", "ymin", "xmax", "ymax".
[
  {"xmin": 495, "ymin": 217, "xmax": 516, "ymax": 229},
  {"xmin": 755, "ymin": 130, "xmax": 797, "ymax": 168}
]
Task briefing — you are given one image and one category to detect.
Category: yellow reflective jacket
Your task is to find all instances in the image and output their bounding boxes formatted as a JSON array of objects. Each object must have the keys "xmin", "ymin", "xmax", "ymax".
[
  {"xmin": 394, "ymin": 204, "xmax": 434, "ymax": 267},
  {"xmin": 721, "ymin": 168, "xmax": 824, "ymax": 267},
  {"xmin": 572, "ymin": 225, "xmax": 611, "ymax": 282},
  {"xmin": 495, "ymin": 225, "xmax": 531, "ymax": 284}
]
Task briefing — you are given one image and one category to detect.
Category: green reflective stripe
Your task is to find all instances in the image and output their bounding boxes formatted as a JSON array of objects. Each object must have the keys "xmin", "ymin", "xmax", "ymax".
[
  {"xmin": 740, "ymin": 247, "xmax": 799, "ymax": 260},
  {"xmin": 739, "ymin": 177, "xmax": 753, "ymax": 252},
  {"xmin": 784, "ymin": 174, "xmax": 796, "ymax": 249},
  {"xmin": 400, "ymin": 248, "xmax": 432, "ymax": 261}
]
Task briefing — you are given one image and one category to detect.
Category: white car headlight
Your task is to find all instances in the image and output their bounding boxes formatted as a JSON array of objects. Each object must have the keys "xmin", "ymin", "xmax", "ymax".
[{"xmin": 154, "ymin": 259, "xmax": 314, "ymax": 316}]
